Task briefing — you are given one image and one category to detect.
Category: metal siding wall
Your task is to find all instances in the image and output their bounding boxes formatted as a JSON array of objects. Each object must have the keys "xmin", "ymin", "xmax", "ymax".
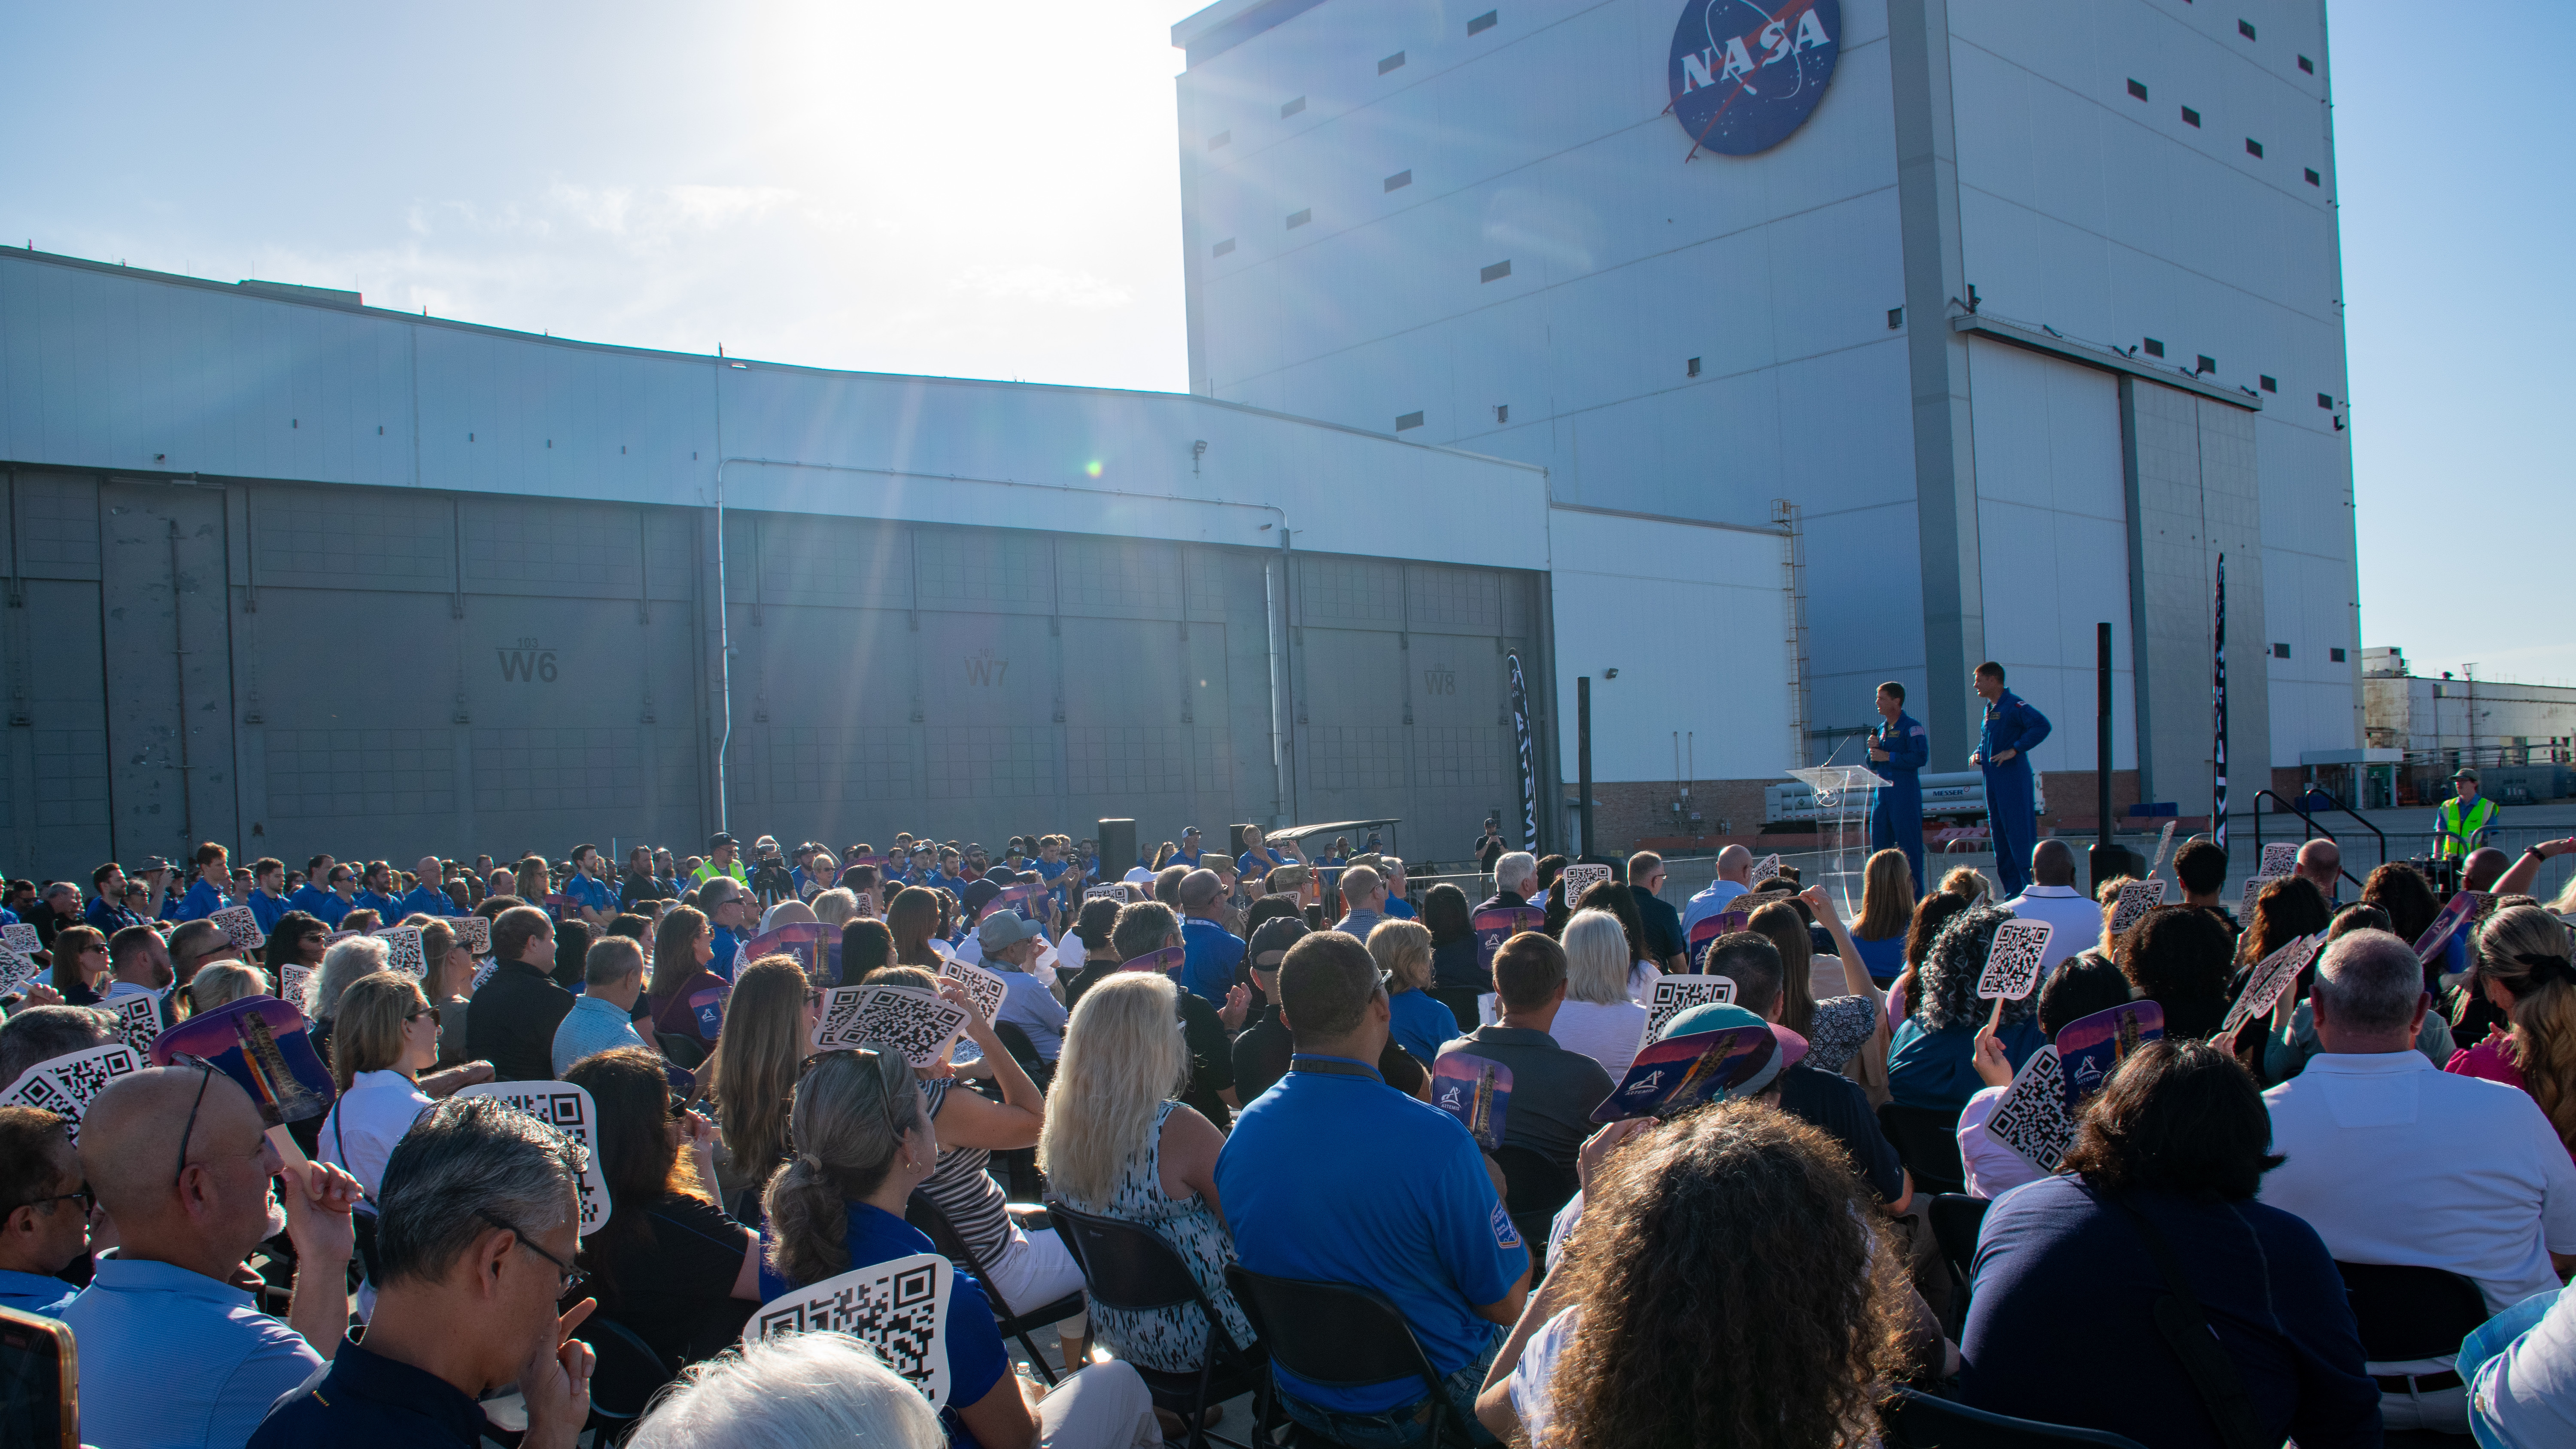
[
  {"xmin": 3, "ymin": 471, "xmax": 114, "ymax": 869},
  {"xmin": 99, "ymin": 480, "xmax": 240, "ymax": 861},
  {"xmin": 1, "ymin": 463, "xmax": 1537, "ymax": 875}
]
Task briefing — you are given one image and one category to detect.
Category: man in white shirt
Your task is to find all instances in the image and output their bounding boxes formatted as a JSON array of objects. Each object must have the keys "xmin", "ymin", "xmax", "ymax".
[
  {"xmin": 1680, "ymin": 845, "xmax": 1754, "ymax": 937},
  {"xmin": 1999, "ymin": 840, "xmax": 2099, "ymax": 976},
  {"xmin": 2259, "ymin": 928, "xmax": 2576, "ymax": 1433}
]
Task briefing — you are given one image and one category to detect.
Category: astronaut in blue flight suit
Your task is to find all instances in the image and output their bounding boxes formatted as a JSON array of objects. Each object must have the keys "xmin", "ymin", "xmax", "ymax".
[
  {"xmin": 1970, "ymin": 661, "xmax": 2051, "ymax": 897},
  {"xmin": 1866, "ymin": 682, "xmax": 1929, "ymax": 893}
]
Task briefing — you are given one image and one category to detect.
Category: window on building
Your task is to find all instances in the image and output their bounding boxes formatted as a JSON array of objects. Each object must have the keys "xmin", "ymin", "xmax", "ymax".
[
  {"xmin": 1208, "ymin": 131, "xmax": 1230, "ymax": 150},
  {"xmin": 2305, "ymin": 168, "xmax": 2320, "ymax": 186},
  {"xmin": 1887, "ymin": 307, "xmax": 1903, "ymax": 330},
  {"xmin": 1495, "ymin": 404, "xmax": 1509, "ymax": 424},
  {"xmin": 1396, "ymin": 411, "xmax": 1425, "ymax": 431},
  {"xmin": 2238, "ymin": 19, "xmax": 2257, "ymax": 39},
  {"xmin": 2330, "ymin": 647, "xmax": 2347, "ymax": 663},
  {"xmin": 1686, "ymin": 357, "xmax": 1702, "ymax": 377},
  {"xmin": 2317, "ymin": 392, "xmax": 2334, "ymax": 409},
  {"xmin": 2259, "ymin": 375, "xmax": 2277, "ymax": 392},
  {"xmin": 1379, "ymin": 52, "xmax": 1406, "ymax": 74},
  {"xmin": 2245, "ymin": 138, "xmax": 2263, "ymax": 158},
  {"xmin": 2298, "ymin": 55, "xmax": 2315, "ymax": 74},
  {"xmin": 1480, "ymin": 259, "xmax": 1512, "ymax": 283},
  {"xmin": 2144, "ymin": 338, "xmax": 2166, "ymax": 357},
  {"xmin": 1385, "ymin": 170, "xmax": 1413, "ymax": 191},
  {"xmin": 2196, "ymin": 355, "xmax": 2216, "ymax": 374},
  {"xmin": 1213, "ymin": 238, "xmax": 1235, "ymax": 257},
  {"xmin": 2128, "ymin": 79, "xmax": 2148, "ymax": 101},
  {"xmin": 1469, "ymin": 10, "xmax": 1499, "ymax": 35},
  {"xmin": 1281, "ymin": 97, "xmax": 1306, "ymax": 118},
  {"xmin": 1286, "ymin": 209, "xmax": 1311, "ymax": 229},
  {"xmin": 2272, "ymin": 643, "xmax": 2291, "ymax": 659},
  {"xmin": 2181, "ymin": 106, "xmax": 2201, "ymax": 127}
]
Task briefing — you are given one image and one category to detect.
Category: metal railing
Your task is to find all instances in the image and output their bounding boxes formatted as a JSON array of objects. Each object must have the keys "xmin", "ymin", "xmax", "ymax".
[{"xmin": 2248, "ymin": 789, "xmax": 2375, "ymax": 893}]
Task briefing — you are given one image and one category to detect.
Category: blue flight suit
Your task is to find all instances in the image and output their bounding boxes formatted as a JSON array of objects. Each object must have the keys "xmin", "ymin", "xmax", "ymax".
[
  {"xmin": 1867, "ymin": 710, "xmax": 1931, "ymax": 893},
  {"xmin": 1977, "ymin": 689, "xmax": 2052, "ymax": 896}
]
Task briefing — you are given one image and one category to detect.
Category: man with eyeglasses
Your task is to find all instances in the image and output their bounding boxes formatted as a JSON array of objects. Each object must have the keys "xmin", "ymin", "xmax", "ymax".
[
  {"xmin": 310, "ymin": 863, "xmax": 359, "ymax": 928},
  {"xmin": 251, "ymin": 1095, "xmax": 597, "ymax": 1448},
  {"xmin": 60, "ymin": 1063, "xmax": 366, "ymax": 1448},
  {"xmin": 696, "ymin": 877, "xmax": 755, "ymax": 984},
  {"xmin": 0, "ymin": 1104, "xmax": 88, "ymax": 1317}
]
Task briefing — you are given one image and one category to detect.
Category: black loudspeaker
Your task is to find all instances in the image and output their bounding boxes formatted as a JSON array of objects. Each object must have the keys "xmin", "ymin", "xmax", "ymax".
[
  {"xmin": 1097, "ymin": 819, "xmax": 1137, "ymax": 874},
  {"xmin": 1229, "ymin": 823, "xmax": 1257, "ymax": 859}
]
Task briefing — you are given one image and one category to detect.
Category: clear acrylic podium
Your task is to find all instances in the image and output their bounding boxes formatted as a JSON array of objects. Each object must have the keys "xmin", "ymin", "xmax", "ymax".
[{"xmin": 1788, "ymin": 764, "xmax": 1892, "ymax": 917}]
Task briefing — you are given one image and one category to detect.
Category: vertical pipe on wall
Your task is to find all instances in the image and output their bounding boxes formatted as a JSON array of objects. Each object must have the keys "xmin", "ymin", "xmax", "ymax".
[
  {"xmin": 1577, "ymin": 675, "xmax": 1594, "ymax": 860},
  {"xmin": 2094, "ymin": 621, "xmax": 2114, "ymax": 890}
]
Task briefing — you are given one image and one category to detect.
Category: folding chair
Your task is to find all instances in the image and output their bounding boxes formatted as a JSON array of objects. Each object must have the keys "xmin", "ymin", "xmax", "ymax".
[
  {"xmin": 908, "ymin": 1191, "xmax": 1086, "ymax": 1385},
  {"xmin": 1489, "ymin": 1144, "xmax": 1577, "ymax": 1274},
  {"xmin": 575, "ymin": 1315, "xmax": 678, "ymax": 1443},
  {"xmin": 1428, "ymin": 987, "xmax": 1483, "ymax": 1033},
  {"xmin": 1051, "ymin": 1201, "xmax": 1271, "ymax": 1449},
  {"xmin": 1881, "ymin": 1387, "xmax": 2150, "ymax": 1448},
  {"xmin": 1226, "ymin": 1265, "xmax": 1473, "ymax": 1449},
  {"xmin": 2334, "ymin": 1259, "xmax": 2491, "ymax": 1394},
  {"xmin": 1877, "ymin": 1102, "xmax": 1967, "ymax": 1197}
]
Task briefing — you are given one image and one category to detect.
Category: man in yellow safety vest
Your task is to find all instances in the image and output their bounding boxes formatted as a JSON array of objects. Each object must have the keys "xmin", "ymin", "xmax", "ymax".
[{"xmin": 2434, "ymin": 768, "xmax": 2498, "ymax": 862}]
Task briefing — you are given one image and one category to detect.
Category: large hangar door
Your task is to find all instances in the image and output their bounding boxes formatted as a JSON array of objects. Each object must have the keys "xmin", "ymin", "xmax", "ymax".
[
  {"xmin": 100, "ymin": 479, "xmax": 238, "ymax": 860},
  {"xmin": 1406, "ymin": 565, "xmax": 1531, "ymax": 851},
  {"xmin": 915, "ymin": 528, "xmax": 1061, "ymax": 844},
  {"xmin": 1, "ymin": 471, "xmax": 112, "ymax": 872},
  {"xmin": 750, "ymin": 513, "xmax": 919, "ymax": 849},
  {"xmin": 1057, "ymin": 537, "xmax": 1235, "ymax": 846}
]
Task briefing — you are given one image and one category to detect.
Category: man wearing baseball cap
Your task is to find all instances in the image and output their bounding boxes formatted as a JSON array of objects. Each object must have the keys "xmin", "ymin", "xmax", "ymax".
[
  {"xmin": 1173, "ymin": 826, "xmax": 1206, "ymax": 869},
  {"xmin": 978, "ymin": 911, "xmax": 1067, "ymax": 1067},
  {"xmin": 2435, "ymin": 767, "xmax": 2497, "ymax": 865},
  {"xmin": 689, "ymin": 834, "xmax": 747, "ymax": 889}
]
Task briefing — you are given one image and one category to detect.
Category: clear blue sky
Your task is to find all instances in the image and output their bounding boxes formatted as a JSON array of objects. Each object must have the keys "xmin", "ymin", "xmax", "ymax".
[{"xmin": 2, "ymin": 2, "xmax": 2566, "ymax": 685}]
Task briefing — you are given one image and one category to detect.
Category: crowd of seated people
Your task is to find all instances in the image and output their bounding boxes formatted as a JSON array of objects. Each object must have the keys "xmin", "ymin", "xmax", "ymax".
[{"xmin": 5, "ymin": 827, "xmax": 2576, "ymax": 1448}]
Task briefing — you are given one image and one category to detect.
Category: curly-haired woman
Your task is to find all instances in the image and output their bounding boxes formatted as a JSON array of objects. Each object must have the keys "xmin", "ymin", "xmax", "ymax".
[
  {"xmin": 1886, "ymin": 905, "xmax": 2046, "ymax": 1112},
  {"xmin": 1475, "ymin": 1104, "xmax": 1932, "ymax": 1447}
]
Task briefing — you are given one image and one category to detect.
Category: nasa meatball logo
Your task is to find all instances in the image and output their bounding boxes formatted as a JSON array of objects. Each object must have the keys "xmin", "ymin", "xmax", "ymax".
[{"xmin": 1668, "ymin": 0, "xmax": 1840, "ymax": 158}]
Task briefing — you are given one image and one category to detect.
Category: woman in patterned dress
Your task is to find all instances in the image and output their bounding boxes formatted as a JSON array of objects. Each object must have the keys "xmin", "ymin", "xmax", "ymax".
[{"xmin": 1038, "ymin": 972, "xmax": 1255, "ymax": 1388}]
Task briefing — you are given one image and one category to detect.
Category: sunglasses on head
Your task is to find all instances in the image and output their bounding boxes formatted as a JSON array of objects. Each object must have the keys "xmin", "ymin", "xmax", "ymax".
[{"xmin": 796, "ymin": 1047, "xmax": 909, "ymax": 1145}]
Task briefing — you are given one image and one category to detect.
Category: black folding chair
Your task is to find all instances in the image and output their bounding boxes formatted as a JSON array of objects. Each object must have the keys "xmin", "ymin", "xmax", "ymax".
[
  {"xmin": 1928, "ymin": 1194, "xmax": 1991, "ymax": 1295},
  {"xmin": 575, "ymin": 1314, "xmax": 678, "ymax": 1442},
  {"xmin": 1882, "ymin": 1387, "xmax": 2150, "ymax": 1448},
  {"xmin": 1490, "ymin": 1144, "xmax": 1577, "ymax": 1275},
  {"xmin": 1877, "ymin": 1102, "xmax": 1967, "ymax": 1197},
  {"xmin": 1225, "ymin": 1265, "xmax": 1473, "ymax": 1449},
  {"xmin": 908, "ymin": 1191, "xmax": 1086, "ymax": 1385},
  {"xmin": 1050, "ymin": 1201, "xmax": 1271, "ymax": 1449},
  {"xmin": 655, "ymin": 1031, "xmax": 707, "ymax": 1070},
  {"xmin": 2334, "ymin": 1261, "xmax": 2491, "ymax": 1363}
]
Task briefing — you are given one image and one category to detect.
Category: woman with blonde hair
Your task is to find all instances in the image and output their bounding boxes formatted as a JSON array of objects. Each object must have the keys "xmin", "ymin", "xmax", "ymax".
[
  {"xmin": 307, "ymin": 933, "xmax": 392, "ymax": 1036},
  {"xmin": 514, "ymin": 854, "xmax": 550, "ymax": 906},
  {"xmin": 315, "ymin": 971, "xmax": 441, "ymax": 1200},
  {"xmin": 1849, "ymin": 848, "xmax": 1917, "ymax": 985},
  {"xmin": 811, "ymin": 887, "xmax": 859, "ymax": 928},
  {"xmin": 1941, "ymin": 866, "xmax": 1991, "ymax": 905},
  {"xmin": 420, "ymin": 919, "xmax": 480, "ymax": 1067},
  {"xmin": 1549, "ymin": 911, "xmax": 1654, "ymax": 1077},
  {"xmin": 2449, "ymin": 905, "xmax": 2576, "ymax": 1159},
  {"xmin": 705, "ymin": 955, "xmax": 822, "ymax": 1218},
  {"xmin": 186, "ymin": 961, "xmax": 269, "ymax": 1015},
  {"xmin": 1367, "ymin": 918, "xmax": 1457, "ymax": 1064},
  {"xmin": 1038, "ymin": 973, "xmax": 1255, "ymax": 1388},
  {"xmin": 762, "ymin": 1051, "xmax": 1158, "ymax": 1449}
]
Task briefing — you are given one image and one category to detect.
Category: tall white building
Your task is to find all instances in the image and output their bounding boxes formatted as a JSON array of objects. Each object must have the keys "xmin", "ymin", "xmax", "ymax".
[{"xmin": 1172, "ymin": 0, "xmax": 2361, "ymax": 828}]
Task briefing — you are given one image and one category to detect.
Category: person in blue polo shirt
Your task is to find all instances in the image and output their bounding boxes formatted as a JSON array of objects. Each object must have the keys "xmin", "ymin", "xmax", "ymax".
[
  {"xmin": 398, "ymin": 854, "xmax": 464, "ymax": 920},
  {"xmin": 243, "ymin": 857, "xmax": 293, "ymax": 935},
  {"xmin": 285, "ymin": 853, "xmax": 336, "ymax": 917},
  {"xmin": 0, "ymin": 1106, "xmax": 87, "ymax": 1318},
  {"xmin": 1218, "ymin": 930, "xmax": 1531, "ymax": 1446},
  {"xmin": 86, "ymin": 861, "xmax": 144, "ymax": 933},
  {"xmin": 352, "ymin": 860, "xmax": 404, "ymax": 922},
  {"xmin": 560, "ymin": 844, "xmax": 617, "ymax": 927},
  {"xmin": 1236, "ymin": 825, "xmax": 1285, "ymax": 884},
  {"xmin": 1176, "ymin": 869, "xmax": 1246, "ymax": 1007},
  {"xmin": 1170, "ymin": 826, "xmax": 1205, "ymax": 869},
  {"xmin": 309, "ymin": 864, "xmax": 358, "ymax": 928},
  {"xmin": 170, "ymin": 841, "xmax": 232, "ymax": 921}
]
